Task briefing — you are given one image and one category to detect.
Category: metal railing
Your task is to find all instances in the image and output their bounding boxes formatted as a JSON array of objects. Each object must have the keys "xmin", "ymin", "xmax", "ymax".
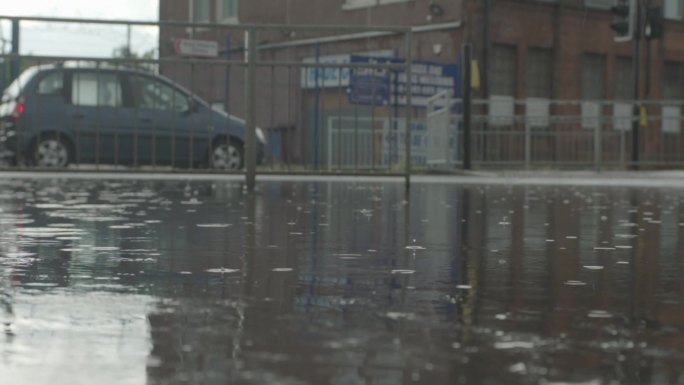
[
  {"xmin": 422, "ymin": 98, "xmax": 684, "ymax": 170},
  {"xmin": 5, "ymin": 16, "xmax": 684, "ymax": 180},
  {"xmin": 0, "ymin": 16, "xmax": 416, "ymax": 189}
]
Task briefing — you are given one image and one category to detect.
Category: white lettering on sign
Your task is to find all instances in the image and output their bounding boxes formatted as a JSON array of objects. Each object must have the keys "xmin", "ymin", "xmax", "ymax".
[{"xmin": 301, "ymin": 50, "xmax": 394, "ymax": 89}]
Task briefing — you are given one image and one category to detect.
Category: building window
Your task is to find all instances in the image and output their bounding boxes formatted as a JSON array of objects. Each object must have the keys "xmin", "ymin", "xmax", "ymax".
[
  {"xmin": 581, "ymin": 53, "xmax": 605, "ymax": 100},
  {"xmin": 190, "ymin": 0, "xmax": 211, "ymax": 23},
  {"xmin": 614, "ymin": 56, "xmax": 632, "ymax": 100},
  {"xmin": 218, "ymin": 0, "xmax": 238, "ymax": 22},
  {"xmin": 526, "ymin": 48, "xmax": 552, "ymax": 98},
  {"xmin": 584, "ymin": 0, "xmax": 613, "ymax": 9},
  {"xmin": 664, "ymin": 62, "xmax": 684, "ymax": 99},
  {"xmin": 343, "ymin": 0, "xmax": 412, "ymax": 10},
  {"xmin": 665, "ymin": 0, "xmax": 683, "ymax": 20},
  {"xmin": 491, "ymin": 44, "xmax": 517, "ymax": 96}
]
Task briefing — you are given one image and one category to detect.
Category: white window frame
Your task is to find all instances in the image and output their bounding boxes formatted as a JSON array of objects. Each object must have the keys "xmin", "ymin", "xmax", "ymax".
[
  {"xmin": 217, "ymin": 0, "xmax": 239, "ymax": 23},
  {"xmin": 343, "ymin": 0, "xmax": 413, "ymax": 11}
]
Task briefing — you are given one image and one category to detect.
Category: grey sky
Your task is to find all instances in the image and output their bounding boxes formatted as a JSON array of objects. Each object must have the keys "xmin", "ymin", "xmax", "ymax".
[{"xmin": 0, "ymin": 1, "xmax": 159, "ymax": 57}]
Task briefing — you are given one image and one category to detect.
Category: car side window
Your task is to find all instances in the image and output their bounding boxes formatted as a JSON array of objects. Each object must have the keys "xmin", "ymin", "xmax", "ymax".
[
  {"xmin": 72, "ymin": 72, "xmax": 122, "ymax": 107},
  {"xmin": 130, "ymin": 75, "xmax": 189, "ymax": 113},
  {"xmin": 36, "ymin": 72, "xmax": 64, "ymax": 96}
]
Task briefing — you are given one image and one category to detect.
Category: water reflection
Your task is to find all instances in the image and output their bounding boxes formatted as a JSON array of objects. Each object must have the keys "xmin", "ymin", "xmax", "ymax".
[{"xmin": 2, "ymin": 179, "xmax": 684, "ymax": 384}]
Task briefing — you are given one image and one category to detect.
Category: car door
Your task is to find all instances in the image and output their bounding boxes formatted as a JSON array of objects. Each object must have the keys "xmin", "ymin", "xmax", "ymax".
[
  {"xmin": 127, "ymin": 74, "xmax": 203, "ymax": 167},
  {"xmin": 64, "ymin": 70, "xmax": 135, "ymax": 165}
]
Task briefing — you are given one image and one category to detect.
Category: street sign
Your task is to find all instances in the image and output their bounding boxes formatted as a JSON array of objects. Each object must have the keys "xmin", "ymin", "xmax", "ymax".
[
  {"xmin": 173, "ymin": 38, "xmax": 219, "ymax": 57},
  {"xmin": 300, "ymin": 50, "xmax": 394, "ymax": 89},
  {"xmin": 348, "ymin": 56, "xmax": 460, "ymax": 108}
]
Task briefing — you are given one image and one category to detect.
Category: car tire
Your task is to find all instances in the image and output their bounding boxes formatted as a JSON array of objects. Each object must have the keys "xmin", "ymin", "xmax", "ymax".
[
  {"xmin": 209, "ymin": 138, "xmax": 244, "ymax": 171},
  {"xmin": 31, "ymin": 134, "xmax": 72, "ymax": 168}
]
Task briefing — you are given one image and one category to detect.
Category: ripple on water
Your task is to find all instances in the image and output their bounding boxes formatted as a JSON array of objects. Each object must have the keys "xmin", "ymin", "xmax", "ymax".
[
  {"xmin": 391, "ymin": 269, "xmax": 415, "ymax": 274},
  {"xmin": 205, "ymin": 268, "xmax": 240, "ymax": 274}
]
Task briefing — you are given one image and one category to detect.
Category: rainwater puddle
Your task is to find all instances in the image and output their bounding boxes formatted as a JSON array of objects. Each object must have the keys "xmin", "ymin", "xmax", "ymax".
[{"xmin": 0, "ymin": 178, "xmax": 683, "ymax": 385}]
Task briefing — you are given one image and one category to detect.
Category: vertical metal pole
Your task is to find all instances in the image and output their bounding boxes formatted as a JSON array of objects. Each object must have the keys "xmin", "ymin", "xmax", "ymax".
[
  {"xmin": 224, "ymin": 35, "xmax": 232, "ymax": 110},
  {"xmin": 405, "ymin": 30, "xmax": 413, "ymax": 191},
  {"xmin": 10, "ymin": 19, "xmax": 19, "ymax": 82},
  {"xmin": 463, "ymin": 44, "xmax": 472, "ymax": 170},
  {"xmin": 245, "ymin": 28, "xmax": 257, "ymax": 193},
  {"xmin": 631, "ymin": 5, "xmax": 641, "ymax": 170},
  {"xmin": 392, "ymin": 69, "xmax": 400, "ymax": 167},
  {"xmin": 594, "ymin": 119, "xmax": 602, "ymax": 172},
  {"xmin": 126, "ymin": 24, "xmax": 132, "ymax": 55},
  {"xmin": 1, "ymin": 39, "xmax": 6, "ymax": 91},
  {"xmin": 524, "ymin": 122, "xmax": 531, "ymax": 169},
  {"xmin": 313, "ymin": 42, "xmax": 321, "ymax": 171},
  {"xmin": 224, "ymin": 35, "xmax": 232, "ymax": 168}
]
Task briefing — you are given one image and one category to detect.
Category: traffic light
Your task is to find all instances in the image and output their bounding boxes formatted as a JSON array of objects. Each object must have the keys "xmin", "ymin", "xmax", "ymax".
[{"xmin": 610, "ymin": 0, "xmax": 637, "ymax": 42}]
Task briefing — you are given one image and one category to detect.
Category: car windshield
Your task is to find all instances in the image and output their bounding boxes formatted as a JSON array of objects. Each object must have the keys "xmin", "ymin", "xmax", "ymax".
[{"xmin": 1, "ymin": 66, "xmax": 40, "ymax": 102}]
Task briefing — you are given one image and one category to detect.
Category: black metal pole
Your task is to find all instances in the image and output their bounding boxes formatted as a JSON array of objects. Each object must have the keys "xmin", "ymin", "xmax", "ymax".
[
  {"xmin": 10, "ymin": 19, "xmax": 19, "ymax": 82},
  {"xmin": 631, "ymin": 4, "xmax": 641, "ymax": 170},
  {"xmin": 463, "ymin": 43, "xmax": 472, "ymax": 170}
]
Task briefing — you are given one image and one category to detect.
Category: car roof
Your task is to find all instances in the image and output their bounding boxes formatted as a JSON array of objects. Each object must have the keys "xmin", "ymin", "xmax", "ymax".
[{"xmin": 22, "ymin": 61, "xmax": 211, "ymax": 108}]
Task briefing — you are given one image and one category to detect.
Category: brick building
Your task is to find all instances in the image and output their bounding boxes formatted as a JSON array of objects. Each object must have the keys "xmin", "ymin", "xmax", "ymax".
[{"xmin": 157, "ymin": 0, "xmax": 684, "ymax": 165}]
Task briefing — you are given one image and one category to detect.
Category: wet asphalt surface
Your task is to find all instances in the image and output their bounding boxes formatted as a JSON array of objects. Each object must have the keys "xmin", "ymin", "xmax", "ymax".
[{"xmin": 1, "ymin": 177, "xmax": 684, "ymax": 384}]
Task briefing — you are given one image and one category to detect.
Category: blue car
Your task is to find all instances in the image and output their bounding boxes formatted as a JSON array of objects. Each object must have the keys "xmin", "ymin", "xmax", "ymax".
[{"xmin": 0, "ymin": 62, "xmax": 265, "ymax": 169}]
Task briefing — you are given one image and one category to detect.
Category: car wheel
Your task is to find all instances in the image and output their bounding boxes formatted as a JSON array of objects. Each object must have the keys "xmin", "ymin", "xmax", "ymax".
[
  {"xmin": 32, "ymin": 135, "xmax": 71, "ymax": 168},
  {"xmin": 210, "ymin": 139, "xmax": 244, "ymax": 171}
]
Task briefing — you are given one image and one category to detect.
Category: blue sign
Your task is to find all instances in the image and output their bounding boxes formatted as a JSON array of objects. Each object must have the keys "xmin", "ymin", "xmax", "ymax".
[{"xmin": 348, "ymin": 56, "xmax": 460, "ymax": 108}]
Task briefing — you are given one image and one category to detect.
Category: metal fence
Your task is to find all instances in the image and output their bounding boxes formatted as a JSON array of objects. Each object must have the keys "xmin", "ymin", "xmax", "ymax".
[
  {"xmin": 0, "ymin": 16, "xmax": 417, "ymax": 189},
  {"xmin": 425, "ymin": 96, "xmax": 684, "ymax": 170},
  {"xmin": 4, "ymin": 16, "xmax": 684, "ymax": 182}
]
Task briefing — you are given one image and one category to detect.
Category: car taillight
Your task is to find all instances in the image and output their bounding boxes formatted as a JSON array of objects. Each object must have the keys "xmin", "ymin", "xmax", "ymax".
[{"xmin": 11, "ymin": 97, "xmax": 25, "ymax": 120}]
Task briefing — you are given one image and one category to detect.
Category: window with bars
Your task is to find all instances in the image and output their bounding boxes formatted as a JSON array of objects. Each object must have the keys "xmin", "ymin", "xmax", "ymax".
[
  {"xmin": 191, "ymin": 0, "xmax": 211, "ymax": 23},
  {"xmin": 219, "ymin": 0, "xmax": 238, "ymax": 21},
  {"xmin": 526, "ymin": 48, "xmax": 552, "ymax": 98},
  {"xmin": 614, "ymin": 56, "xmax": 632, "ymax": 100},
  {"xmin": 664, "ymin": 62, "xmax": 684, "ymax": 99},
  {"xmin": 491, "ymin": 44, "xmax": 517, "ymax": 96},
  {"xmin": 581, "ymin": 53, "xmax": 605, "ymax": 100}
]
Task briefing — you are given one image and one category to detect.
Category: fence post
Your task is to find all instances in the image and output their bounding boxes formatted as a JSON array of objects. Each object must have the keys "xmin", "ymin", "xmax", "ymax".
[
  {"xmin": 524, "ymin": 121, "xmax": 531, "ymax": 169},
  {"xmin": 404, "ymin": 30, "xmax": 413, "ymax": 191},
  {"xmin": 462, "ymin": 44, "xmax": 472, "ymax": 170},
  {"xmin": 10, "ymin": 19, "xmax": 19, "ymax": 82},
  {"xmin": 245, "ymin": 28, "xmax": 257, "ymax": 193},
  {"xmin": 594, "ymin": 119, "xmax": 602, "ymax": 172},
  {"xmin": 313, "ymin": 42, "xmax": 321, "ymax": 171}
]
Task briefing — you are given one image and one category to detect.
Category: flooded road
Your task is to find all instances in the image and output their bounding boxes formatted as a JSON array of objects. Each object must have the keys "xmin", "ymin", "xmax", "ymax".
[{"xmin": 2, "ymin": 177, "xmax": 684, "ymax": 384}]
